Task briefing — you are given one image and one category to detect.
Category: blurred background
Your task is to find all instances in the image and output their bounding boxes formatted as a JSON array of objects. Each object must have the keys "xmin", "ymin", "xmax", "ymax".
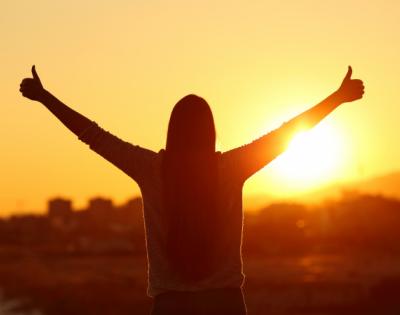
[{"xmin": 1, "ymin": 1, "xmax": 400, "ymax": 314}]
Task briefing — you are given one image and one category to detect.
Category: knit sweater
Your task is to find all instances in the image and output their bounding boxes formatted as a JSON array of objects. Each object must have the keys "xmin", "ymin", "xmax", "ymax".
[{"xmin": 79, "ymin": 121, "xmax": 287, "ymax": 296}]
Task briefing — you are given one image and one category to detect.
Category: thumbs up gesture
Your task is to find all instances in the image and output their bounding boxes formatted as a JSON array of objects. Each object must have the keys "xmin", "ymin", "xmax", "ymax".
[
  {"xmin": 336, "ymin": 66, "xmax": 365, "ymax": 103},
  {"xmin": 19, "ymin": 65, "xmax": 46, "ymax": 101}
]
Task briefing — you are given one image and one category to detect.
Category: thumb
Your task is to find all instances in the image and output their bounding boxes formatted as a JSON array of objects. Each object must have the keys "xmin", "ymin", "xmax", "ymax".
[
  {"xmin": 31, "ymin": 65, "xmax": 42, "ymax": 85},
  {"xmin": 344, "ymin": 65, "xmax": 352, "ymax": 81}
]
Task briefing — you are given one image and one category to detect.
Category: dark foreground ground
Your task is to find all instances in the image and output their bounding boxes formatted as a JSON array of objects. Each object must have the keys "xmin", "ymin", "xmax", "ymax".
[{"xmin": 0, "ymin": 249, "xmax": 399, "ymax": 315}]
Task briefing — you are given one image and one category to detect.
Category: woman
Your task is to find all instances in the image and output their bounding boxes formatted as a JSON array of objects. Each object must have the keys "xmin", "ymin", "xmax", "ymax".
[{"xmin": 19, "ymin": 66, "xmax": 364, "ymax": 314}]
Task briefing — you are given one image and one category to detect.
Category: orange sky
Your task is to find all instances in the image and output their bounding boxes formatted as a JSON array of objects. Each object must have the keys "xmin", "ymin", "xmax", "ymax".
[{"xmin": 1, "ymin": 1, "xmax": 400, "ymax": 215}]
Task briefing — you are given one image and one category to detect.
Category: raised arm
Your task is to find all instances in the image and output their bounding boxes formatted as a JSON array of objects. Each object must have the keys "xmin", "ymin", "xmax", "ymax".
[
  {"xmin": 222, "ymin": 66, "xmax": 365, "ymax": 181},
  {"xmin": 19, "ymin": 66, "xmax": 157, "ymax": 183}
]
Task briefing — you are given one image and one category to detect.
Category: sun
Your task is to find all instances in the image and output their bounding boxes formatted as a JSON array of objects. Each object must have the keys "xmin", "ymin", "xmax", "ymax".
[{"xmin": 269, "ymin": 122, "xmax": 344, "ymax": 190}]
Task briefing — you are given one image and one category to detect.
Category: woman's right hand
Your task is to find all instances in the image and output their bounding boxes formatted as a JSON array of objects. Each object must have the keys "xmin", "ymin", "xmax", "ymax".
[
  {"xmin": 19, "ymin": 65, "xmax": 47, "ymax": 102},
  {"xmin": 335, "ymin": 66, "xmax": 365, "ymax": 103}
]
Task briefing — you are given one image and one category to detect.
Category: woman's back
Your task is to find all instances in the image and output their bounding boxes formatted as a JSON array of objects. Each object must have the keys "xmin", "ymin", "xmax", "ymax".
[{"xmin": 132, "ymin": 149, "xmax": 245, "ymax": 297}]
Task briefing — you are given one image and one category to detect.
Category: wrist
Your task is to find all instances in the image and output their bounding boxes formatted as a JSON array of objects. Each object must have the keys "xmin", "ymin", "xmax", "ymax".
[
  {"xmin": 38, "ymin": 89, "xmax": 51, "ymax": 103},
  {"xmin": 331, "ymin": 90, "xmax": 345, "ymax": 106}
]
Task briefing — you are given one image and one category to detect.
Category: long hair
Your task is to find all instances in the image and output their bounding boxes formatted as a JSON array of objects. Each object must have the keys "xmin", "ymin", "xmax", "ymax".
[{"xmin": 162, "ymin": 94, "xmax": 221, "ymax": 282}]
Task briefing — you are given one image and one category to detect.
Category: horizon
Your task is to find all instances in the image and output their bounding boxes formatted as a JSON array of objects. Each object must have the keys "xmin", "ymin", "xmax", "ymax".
[{"xmin": 4, "ymin": 168, "xmax": 400, "ymax": 218}]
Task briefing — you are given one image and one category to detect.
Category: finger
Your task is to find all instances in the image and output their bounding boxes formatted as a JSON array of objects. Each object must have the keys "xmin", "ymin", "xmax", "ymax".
[
  {"xmin": 31, "ymin": 65, "xmax": 42, "ymax": 84},
  {"xmin": 20, "ymin": 82, "xmax": 32, "ymax": 88},
  {"xmin": 344, "ymin": 65, "xmax": 352, "ymax": 81},
  {"xmin": 20, "ymin": 78, "xmax": 33, "ymax": 85}
]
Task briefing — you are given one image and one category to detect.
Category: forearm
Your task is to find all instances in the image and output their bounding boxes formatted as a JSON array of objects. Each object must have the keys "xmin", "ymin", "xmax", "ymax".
[
  {"xmin": 284, "ymin": 91, "xmax": 343, "ymax": 134},
  {"xmin": 248, "ymin": 91, "xmax": 344, "ymax": 161},
  {"xmin": 39, "ymin": 90, "xmax": 93, "ymax": 136}
]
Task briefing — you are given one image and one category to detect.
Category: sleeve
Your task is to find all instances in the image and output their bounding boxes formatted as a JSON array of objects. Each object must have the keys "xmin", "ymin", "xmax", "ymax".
[
  {"xmin": 78, "ymin": 122, "xmax": 157, "ymax": 184},
  {"xmin": 220, "ymin": 121, "xmax": 294, "ymax": 183}
]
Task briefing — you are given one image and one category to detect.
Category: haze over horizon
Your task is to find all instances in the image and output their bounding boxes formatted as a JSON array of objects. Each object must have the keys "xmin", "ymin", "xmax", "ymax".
[{"xmin": 2, "ymin": 1, "xmax": 399, "ymax": 215}]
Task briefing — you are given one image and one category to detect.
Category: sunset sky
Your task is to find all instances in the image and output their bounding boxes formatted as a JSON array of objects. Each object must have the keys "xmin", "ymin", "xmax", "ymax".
[{"xmin": 1, "ymin": 1, "xmax": 399, "ymax": 215}]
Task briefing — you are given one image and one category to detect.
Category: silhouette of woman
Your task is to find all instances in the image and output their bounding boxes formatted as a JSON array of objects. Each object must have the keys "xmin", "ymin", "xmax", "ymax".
[{"xmin": 20, "ymin": 66, "xmax": 364, "ymax": 315}]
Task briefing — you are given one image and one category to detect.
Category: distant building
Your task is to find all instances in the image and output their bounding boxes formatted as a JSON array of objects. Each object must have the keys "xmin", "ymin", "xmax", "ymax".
[
  {"xmin": 88, "ymin": 197, "xmax": 113, "ymax": 212},
  {"xmin": 48, "ymin": 197, "xmax": 73, "ymax": 229},
  {"xmin": 123, "ymin": 197, "xmax": 142, "ymax": 212},
  {"xmin": 88, "ymin": 197, "xmax": 114, "ymax": 222},
  {"xmin": 48, "ymin": 197, "xmax": 72, "ymax": 218},
  {"xmin": 117, "ymin": 197, "xmax": 143, "ymax": 228}
]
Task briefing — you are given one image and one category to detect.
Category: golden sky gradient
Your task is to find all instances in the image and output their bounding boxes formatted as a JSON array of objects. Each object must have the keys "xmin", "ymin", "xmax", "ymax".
[{"xmin": 1, "ymin": 1, "xmax": 399, "ymax": 215}]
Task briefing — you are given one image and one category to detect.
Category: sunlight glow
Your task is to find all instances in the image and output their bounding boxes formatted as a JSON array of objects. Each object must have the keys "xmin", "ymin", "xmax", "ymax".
[{"xmin": 270, "ymin": 122, "xmax": 344, "ymax": 189}]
